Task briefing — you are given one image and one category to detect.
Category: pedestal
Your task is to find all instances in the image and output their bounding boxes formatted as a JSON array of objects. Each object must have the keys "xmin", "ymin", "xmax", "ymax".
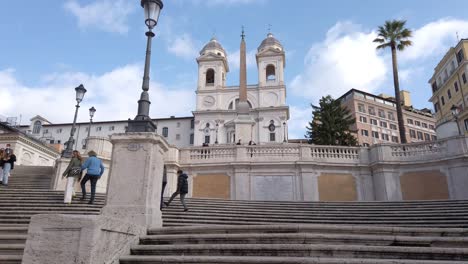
[{"xmin": 101, "ymin": 132, "xmax": 169, "ymax": 228}]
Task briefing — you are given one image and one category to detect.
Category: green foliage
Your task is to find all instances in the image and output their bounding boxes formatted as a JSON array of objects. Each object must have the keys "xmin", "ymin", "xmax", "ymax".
[
  {"xmin": 305, "ymin": 95, "xmax": 358, "ymax": 146},
  {"xmin": 373, "ymin": 20, "xmax": 413, "ymax": 51}
]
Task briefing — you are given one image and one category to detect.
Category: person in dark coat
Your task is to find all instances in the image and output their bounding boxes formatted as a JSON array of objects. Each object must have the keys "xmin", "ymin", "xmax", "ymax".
[
  {"xmin": 164, "ymin": 170, "xmax": 189, "ymax": 211},
  {"xmin": 160, "ymin": 165, "xmax": 167, "ymax": 210}
]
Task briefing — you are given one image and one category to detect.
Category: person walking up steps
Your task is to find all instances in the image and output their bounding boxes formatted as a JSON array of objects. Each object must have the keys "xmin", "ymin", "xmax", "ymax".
[
  {"xmin": 62, "ymin": 150, "xmax": 83, "ymax": 204},
  {"xmin": 2, "ymin": 149, "xmax": 16, "ymax": 187},
  {"xmin": 80, "ymin": 150, "xmax": 104, "ymax": 204},
  {"xmin": 164, "ymin": 170, "xmax": 189, "ymax": 212}
]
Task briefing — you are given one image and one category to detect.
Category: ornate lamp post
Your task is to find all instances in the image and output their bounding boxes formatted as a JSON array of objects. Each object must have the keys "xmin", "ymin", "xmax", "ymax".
[
  {"xmin": 127, "ymin": 0, "xmax": 164, "ymax": 132},
  {"xmin": 215, "ymin": 122, "xmax": 219, "ymax": 144},
  {"xmin": 85, "ymin": 106, "xmax": 96, "ymax": 149},
  {"xmin": 62, "ymin": 84, "xmax": 87, "ymax": 158},
  {"xmin": 283, "ymin": 122, "xmax": 287, "ymax": 142},
  {"xmin": 451, "ymin": 104, "xmax": 462, "ymax": 136}
]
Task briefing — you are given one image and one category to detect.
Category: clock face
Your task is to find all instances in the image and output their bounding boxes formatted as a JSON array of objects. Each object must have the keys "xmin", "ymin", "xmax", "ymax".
[{"xmin": 203, "ymin": 96, "xmax": 215, "ymax": 107}]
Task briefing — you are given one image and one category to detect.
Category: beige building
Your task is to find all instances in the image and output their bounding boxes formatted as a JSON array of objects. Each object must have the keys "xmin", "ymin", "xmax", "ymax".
[
  {"xmin": 339, "ymin": 89, "xmax": 437, "ymax": 146},
  {"xmin": 428, "ymin": 39, "xmax": 468, "ymax": 136}
]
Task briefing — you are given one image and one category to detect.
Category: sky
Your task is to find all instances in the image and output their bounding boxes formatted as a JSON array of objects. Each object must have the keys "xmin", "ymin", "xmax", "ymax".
[{"xmin": 1, "ymin": 0, "xmax": 468, "ymax": 139}]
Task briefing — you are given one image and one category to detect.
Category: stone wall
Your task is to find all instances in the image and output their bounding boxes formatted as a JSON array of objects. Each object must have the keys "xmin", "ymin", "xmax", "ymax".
[{"xmin": 0, "ymin": 133, "xmax": 59, "ymax": 166}]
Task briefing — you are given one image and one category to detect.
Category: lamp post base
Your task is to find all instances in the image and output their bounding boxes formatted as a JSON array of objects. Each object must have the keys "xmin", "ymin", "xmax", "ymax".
[{"xmin": 127, "ymin": 119, "xmax": 157, "ymax": 133}]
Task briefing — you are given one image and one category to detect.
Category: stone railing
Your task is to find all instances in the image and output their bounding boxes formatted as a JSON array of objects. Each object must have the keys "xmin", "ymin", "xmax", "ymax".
[
  {"xmin": 309, "ymin": 145, "xmax": 360, "ymax": 160},
  {"xmin": 182, "ymin": 146, "xmax": 236, "ymax": 162},
  {"xmin": 248, "ymin": 145, "xmax": 300, "ymax": 159}
]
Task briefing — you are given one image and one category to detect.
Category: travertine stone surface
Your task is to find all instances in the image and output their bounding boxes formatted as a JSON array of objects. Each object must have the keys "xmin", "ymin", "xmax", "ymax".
[
  {"xmin": 102, "ymin": 132, "xmax": 169, "ymax": 228},
  {"xmin": 22, "ymin": 214, "xmax": 145, "ymax": 264}
]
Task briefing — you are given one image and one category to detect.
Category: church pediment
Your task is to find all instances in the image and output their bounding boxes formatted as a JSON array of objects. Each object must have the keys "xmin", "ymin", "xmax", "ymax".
[{"xmin": 256, "ymin": 47, "xmax": 284, "ymax": 57}]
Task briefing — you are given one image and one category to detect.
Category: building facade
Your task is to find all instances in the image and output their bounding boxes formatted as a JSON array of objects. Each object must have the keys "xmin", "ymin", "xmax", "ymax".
[
  {"xmin": 340, "ymin": 89, "xmax": 437, "ymax": 146},
  {"xmin": 429, "ymin": 39, "xmax": 468, "ymax": 135}
]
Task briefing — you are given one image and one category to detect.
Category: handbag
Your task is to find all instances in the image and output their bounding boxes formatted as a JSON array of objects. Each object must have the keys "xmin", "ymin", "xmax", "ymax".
[{"xmin": 69, "ymin": 167, "xmax": 81, "ymax": 177}]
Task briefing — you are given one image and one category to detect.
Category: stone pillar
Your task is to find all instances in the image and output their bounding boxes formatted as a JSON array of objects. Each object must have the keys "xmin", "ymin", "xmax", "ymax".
[
  {"xmin": 102, "ymin": 132, "xmax": 169, "ymax": 228},
  {"xmin": 233, "ymin": 166, "xmax": 250, "ymax": 200},
  {"xmin": 372, "ymin": 167, "xmax": 402, "ymax": 201},
  {"xmin": 301, "ymin": 169, "xmax": 319, "ymax": 201}
]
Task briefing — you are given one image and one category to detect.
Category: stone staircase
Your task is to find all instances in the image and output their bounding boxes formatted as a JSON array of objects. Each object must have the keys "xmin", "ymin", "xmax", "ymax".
[
  {"xmin": 2, "ymin": 166, "xmax": 468, "ymax": 263},
  {"xmin": 0, "ymin": 165, "xmax": 105, "ymax": 264},
  {"xmin": 120, "ymin": 199, "xmax": 468, "ymax": 263}
]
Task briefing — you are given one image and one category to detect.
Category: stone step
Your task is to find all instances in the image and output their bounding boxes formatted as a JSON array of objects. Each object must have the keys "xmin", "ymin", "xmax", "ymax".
[
  {"xmin": 0, "ymin": 244, "xmax": 24, "ymax": 255},
  {"xmin": 129, "ymin": 244, "xmax": 468, "ymax": 260},
  {"xmin": 0, "ymin": 212, "xmax": 100, "ymax": 220},
  {"xmin": 139, "ymin": 233, "xmax": 468, "ymax": 248},
  {"xmin": 149, "ymin": 224, "xmax": 468, "ymax": 237},
  {"xmin": 0, "ymin": 227, "xmax": 28, "ymax": 235},
  {"xmin": 119, "ymin": 255, "xmax": 468, "ymax": 264},
  {"xmin": 0, "ymin": 235, "xmax": 27, "ymax": 244},
  {"xmin": 0, "ymin": 205, "xmax": 102, "ymax": 211},
  {"xmin": 0, "ymin": 255, "xmax": 22, "ymax": 264}
]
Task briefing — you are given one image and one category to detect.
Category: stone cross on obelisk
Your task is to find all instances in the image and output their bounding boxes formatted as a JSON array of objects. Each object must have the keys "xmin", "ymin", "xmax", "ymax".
[{"xmin": 234, "ymin": 26, "xmax": 255, "ymax": 144}]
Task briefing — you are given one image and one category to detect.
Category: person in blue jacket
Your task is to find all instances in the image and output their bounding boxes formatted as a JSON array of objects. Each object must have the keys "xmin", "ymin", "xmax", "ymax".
[{"xmin": 80, "ymin": 150, "xmax": 105, "ymax": 204}]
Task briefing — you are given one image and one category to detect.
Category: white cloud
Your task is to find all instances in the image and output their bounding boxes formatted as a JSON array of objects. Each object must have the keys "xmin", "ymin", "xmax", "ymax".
[
  {"xmin": 400, "ymin": 18, "xmax": 468, "ymax": 62},
  {"xmin": 288, "ymin": 106, "xmax": 311, "ymax": 139},
  {"xmin": 167, "ymin": 33, "xmax": 199, "ymax": 60},
  {"xmin": 290, "ymin": 21, "xmax": 388, "ymax": 102},
  {"xmin": 64, "ymin": 0, "xmax": 134, "ymax": 34},
  {"xmin": 0, "ymin": 66, "xmax": 194, "ymax": 125},
  {"xmin": 184, "ymin": 0, "xmax": 267, "ymax": 6},
  {"xmin": 228, "ymin": 49, "xmax": 257, "ymax": 69}
]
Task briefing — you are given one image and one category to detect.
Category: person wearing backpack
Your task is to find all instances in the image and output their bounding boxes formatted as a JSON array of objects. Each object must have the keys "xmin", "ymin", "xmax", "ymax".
[{"xmin": 164, "ymin": 170, "xmax": 189, "ymax": 212}]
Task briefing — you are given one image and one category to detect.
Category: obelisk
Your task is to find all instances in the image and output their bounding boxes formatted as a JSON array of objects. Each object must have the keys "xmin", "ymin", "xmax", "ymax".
[{"xmin": 235, "ymin": 27, "xmax": 255, "ymax": 144}]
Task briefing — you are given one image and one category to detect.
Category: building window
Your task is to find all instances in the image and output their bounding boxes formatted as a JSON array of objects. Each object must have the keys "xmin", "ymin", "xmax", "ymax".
[
  {"xmin": 190, "ymin": 119, "xmax": 194, "ymax": 129},
  {"xmin": 463, "ymin": 73, "xmax": 467, "ymax": 84},
  {"xmin": 381, "ymin": 133, "xmax": 389, "ymax": 141},
  {"xmin": 57, "ymin": 140, "xmax": 61, "ymax": 144},
  {"xmin": 266, "ymin": 64, "xmax": 276, "ymax": 81},
  {"xmin": 407, "ymin": 119, "xmax": 413, "ymax": 125},
  {"xmin": 44, "ymin": 129, "xmax": 48, "ymax": 134},
  {"xmin": 32, "ymin": 121, "xmax": 41, "ymax": 134},
  {"xmin": 422, "ymin": 123, "xmax": 428, "ymax": 128},
  {"xmin": 448, "ymin": 89, "xmax": 452, "ymax": 99},
  {"xmin": 457, "ymin": 49, "xmax": 465, "ymax": 63},
  {"xmin": 409, "ymin": 129, "xmax": 416, "ymax": 139},
  {"xmin": 49, "ymin": 140, "xmax": 55, "ymax": 144},
  {"xmin": 177, "ymin": 122, "xmax": 181, "ymax": 128},
  {"xmin": 414, "ymin": 121, "xmax": 421, "ymax": 126},
  {"xmin": 85, "ymin": 127, "xmax": 89, "ymax": 132},
  {"xmin": 57, "ymin": 128, "xmax": 62, "ymax": 133},
  {"xmin": 380, "ymin": 121, "xmax": 387, "ymax": 128},
  {"xmin": 454, "ymin": 82, "xmax": 459, "ymax": 92},
  {"xmin": 372, "ymin": 131, "xmax": 379, "ymax": 139},
  {"xmin": 190, "ymin": 133, "xmax": 194, "ymax": 144},
  {"xmin": 441, "ymin": 96, "xmax": 445, "ymax": 105},
  {"xmin": 358, "ymin": 104, "xmax": 366, "ymax": 113},
  {"xmin": 176, "ymin": 134, "xmax": 180, "ymax": 140},
  {"xmin": 424, "ymin": 133, "xmax": 431, "ymax": 141},
  {"xmin": 390, "ymin": 124, "xmax": 398, "ymax": 130},
  {"xmin": 434, "ymin": 102, "xmax": 440, "ymax": 113},
  {"xmin": 370, "ymin": 119, "xmax": 378, "ymax": 125},
  {"xmin": 378, "ymin": 109, "xmax": 385, "ymax": 118},
  {"xmin": 359, "ymin": 116, "xmax": 367, "ymax": 123},
  {"xmin": 368, "ymin": 107, "xmax": 376, "ymax": 115},
  {"xmin": 269, "ymin": 132, "xmax": 276, "ymax": 141},
  {"xmin": 431, "ymin": 135, "xmax": 437, "ymax": 141},
  {"xmin": 204, "ymin": 135, "xmax": 210, "ymax": 144},
  {"xmin": 162, "ymin": 127, "xmax": 168, "ymax": 137},
  {"xmin": 109, "ymin": 126, "xmax": 115, "ymax": 131},
  {"xmin": 417, "ymin": 131, "xmax": 423, "ymax": 140},
  {"xmin": 391, "ymin": 136, "xmax": 399, "ymax": 143},
  {"xmin": 206, "ymin": 69, "xmax": 215, "ymax": 85},
  {"xmin": 361, "ymin": 130, "xmax": 369, "ymax": 137},
  {"xmin": 96, "ymin": 127, "xmax": 102, "ymax": 132},
  {"xmin": 387, "ymin": 112, "xmax": 395, "ymax": 121},
  {"xmin": 431, "ymin": 82, "xmax": 438, "ymax": 93}
]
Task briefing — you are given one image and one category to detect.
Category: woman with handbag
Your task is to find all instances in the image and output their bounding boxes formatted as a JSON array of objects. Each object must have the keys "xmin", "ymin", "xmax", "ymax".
[{"xmin": 62, "ymin": 150, "xmax": 83, "ymax": 204}]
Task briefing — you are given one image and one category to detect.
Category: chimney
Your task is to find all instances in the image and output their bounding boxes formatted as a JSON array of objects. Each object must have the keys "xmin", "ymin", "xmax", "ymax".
[{"xmin": 400, "ymin": 90, "xmax": 412, "ymax": 107}]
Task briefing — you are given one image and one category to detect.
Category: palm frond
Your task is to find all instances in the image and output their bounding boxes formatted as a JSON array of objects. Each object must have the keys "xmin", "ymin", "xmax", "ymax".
[{"xmin": 376, "ymin": 43, "xmax": 391, "ymax": 49}]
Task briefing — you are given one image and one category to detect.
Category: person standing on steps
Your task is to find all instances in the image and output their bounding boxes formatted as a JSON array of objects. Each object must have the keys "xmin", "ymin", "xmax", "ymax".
[
  {"xmin": 80, "ymin": 150, "xmax": 104, "ymax": 204},
  {"xmin": 164, "ymin": 170, "xmax": 189, "ymax": 212},
  {"xmin": 2, "ymin": 149, "xmax": 16, "ymax": 187},
  {"xmin": 62, "ymin": 150, "xmax": 83, "ymax": 204},
  {"xmin": 160, "ymin": 165, "xmax": 167, "ymax": 210},
  {"xmin": 0, "ymin": 149, "xmax": 4, "ymax": 185}
]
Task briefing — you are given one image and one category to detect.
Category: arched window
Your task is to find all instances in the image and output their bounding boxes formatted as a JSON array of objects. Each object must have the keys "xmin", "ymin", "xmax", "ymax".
[
  {"xmin": 266, "ymin": 64, "xmax": 276, "ymax": 81},
  {"xmin": 206, "ymin": 69, "xmax": 215, "ymax": 85},
  {"xmin": 228, "ymin": 99, "xmax": 253, "ymax": 110},
  {"xmin": 32, "ymin": 120, "xmax": 42, "ymax": 134}
]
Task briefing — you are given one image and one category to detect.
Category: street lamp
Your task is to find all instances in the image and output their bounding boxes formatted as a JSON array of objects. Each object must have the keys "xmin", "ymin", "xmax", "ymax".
[
  {"xmin": 62, "ymin": 84, "xmax": 87, "ymax": 158},
  {"xmin": 85, "ymin": 106, "xmax": 96, "ymax": 149},
  {"xmin": 215, "ymin": 122, "xmax": 219, "ymax": 144},
  {"xmin": 127, "ymin": 0, "xmax": 164, "ymax": 132},
  {"xmin": 451, "ymin": 104, "xmax": 462, "ymax": 136},
  {"xmin": 283, "ymin": 122, "xmax": 287, "ymax": 142}
]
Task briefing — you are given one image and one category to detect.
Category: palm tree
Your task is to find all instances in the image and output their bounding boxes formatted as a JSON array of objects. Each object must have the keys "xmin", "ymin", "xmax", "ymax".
[{"xmin": 374, "ymin": 20, "xmax": 413, "ymax": 144}]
